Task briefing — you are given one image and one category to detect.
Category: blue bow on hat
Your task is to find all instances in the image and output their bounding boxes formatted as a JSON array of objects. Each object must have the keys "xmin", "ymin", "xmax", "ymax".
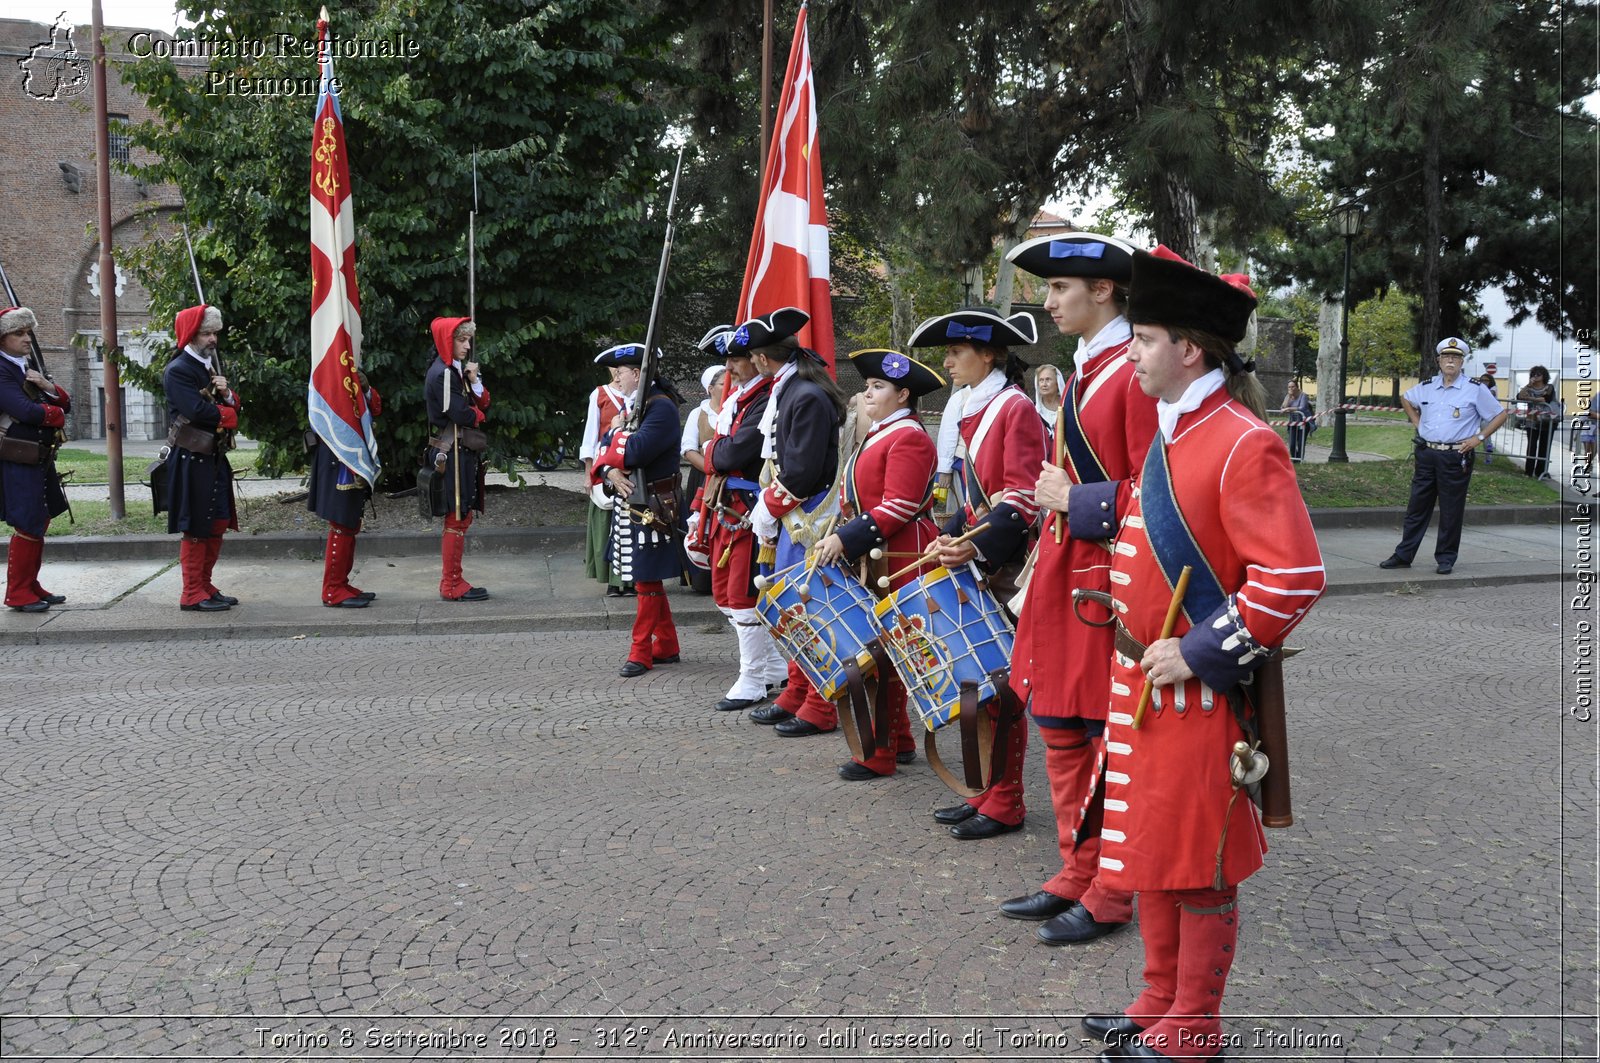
[
  {"xmin": 1050, "ymin": 240, "xmax": 1107, "ymax": 260},
  {"xmin": 732, "ymin": 325, "xmax": 750, "ymax": 348},
  {"xmin": 945, "ymin": 322, "xmax": 993, "ymax": 342}
]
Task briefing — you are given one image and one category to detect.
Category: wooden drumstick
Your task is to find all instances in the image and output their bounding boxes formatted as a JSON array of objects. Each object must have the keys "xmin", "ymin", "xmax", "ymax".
[
  {"xmin": 880, "ymin": 523, "xmax": 988, "ymax": 588},
  {"xmin": 1132, "ymin": 564, "xmax": 1192, "ymax": 731}
]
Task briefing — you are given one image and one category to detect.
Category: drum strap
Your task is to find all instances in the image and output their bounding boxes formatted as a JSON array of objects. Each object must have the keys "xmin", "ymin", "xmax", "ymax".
[
  {"xmin": 837, "ymin": 641, "xmax": 893, "ymax": 765},
  {"xmin": 924, "ymin": 673, "xmax": 1024, "ymax": 798}
]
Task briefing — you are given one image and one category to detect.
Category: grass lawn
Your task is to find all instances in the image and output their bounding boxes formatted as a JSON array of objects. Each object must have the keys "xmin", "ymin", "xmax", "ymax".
[
  {"xmin": 54, "ymin": 447, "xmax": 259, "ymax": 485},
  {"xmin": 1293, "ymin": 454, "xmax": 1563, "ymax": 508},
  {"xmin": 48, "ymin": 501, "xmax": 169, "ymax": 536}
]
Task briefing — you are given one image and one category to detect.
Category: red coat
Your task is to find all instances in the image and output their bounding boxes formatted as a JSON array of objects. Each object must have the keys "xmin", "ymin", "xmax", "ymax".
[
  {"xmin": 947, "ymin": 384, "xmax": 1046, "ymax": 569},
  {"xmin": 1097, "ymin": 386, "xmax": 1325, "ymax": 891},
  {"xmin": 835, "ymin": 414, "xmax": 938, "ymax": 590},
  {"xmin": 1011, "ymin": 340, "xmax": 1158, "ymax": 719},
  {"xmin": 703, "ymin": 375, "xmax": 774, "ymax": 507}
]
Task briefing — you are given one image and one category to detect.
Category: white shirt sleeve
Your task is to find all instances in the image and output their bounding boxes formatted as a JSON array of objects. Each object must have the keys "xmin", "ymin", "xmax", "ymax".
[
  {"xmin": 680, "ymin": 400, "xmax": 707, "ymax": 457},
  {"xmin": 578, "ymin": 387, "xmax": 603, "ymax": 461}
]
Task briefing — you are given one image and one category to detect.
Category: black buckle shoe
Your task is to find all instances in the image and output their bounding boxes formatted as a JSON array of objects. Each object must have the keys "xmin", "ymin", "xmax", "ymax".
[
  {"xmin": 837, "ymin": 760, "xmax": 890, "ymax": 781},
  {"xmin": 1000, "ymin": 890, "xmax": 1076, "ymax": 921},
  {"xmin": 180, "ymin": 598, "xmax": 230, "ymax": 612},
  {"xmin": 774, "ymin": 716, "xmax": 833, "ymax": 737},
  {"xmin": 324, "ymin": 597, "xmax": 370, "ymax": 608},
  {"xmin": 38, "ymin": 593, "xmax": 66, "ymax": 605},
  {"xmin": 949, "ymin": 813, "xmax": 1023, "ymax": 840},
  {"xmin": 619, "ymin": 660, "xmax": 649, "ymax": 678},
  {"xmin": 209, "ymin": 592, "xmax": 240, "ymax": 606},
  {"xmin": 1082, "ymin": 1013, "xmax": 1146, "ymax": 1045},
  {"xmin": 749, "ymin": 704, "xmax": 793, "ymax": 725},
  {"xmin": 932, "ymin": 803, "xmax": 978, "ymax": 825},
  {"xmin": 9, "ymin": 601, "xmax": 49, "ymax": 613},
  {"xmin": 1038, "ymin": 901, "xmax": 1130, "ymax": 945}
]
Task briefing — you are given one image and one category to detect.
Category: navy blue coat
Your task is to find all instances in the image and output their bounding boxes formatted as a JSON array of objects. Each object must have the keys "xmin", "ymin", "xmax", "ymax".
[
  {"xmin": 162, "ymin": 353, "xmax": 237, "ymax": 534},
  {"xmin": 0, "ymin": 359, "xmax": 69, "ymax": 536},
  {"xmin": 424, "ymin": 356, "xmax": 487, "ymax": 518},
  {"xmin": 771, "ymin": 375, "xmax": 839, "ymax": 500},
  {"xmin": 597, "ymin": 386, "xmax": 683, "ymax": 583}
]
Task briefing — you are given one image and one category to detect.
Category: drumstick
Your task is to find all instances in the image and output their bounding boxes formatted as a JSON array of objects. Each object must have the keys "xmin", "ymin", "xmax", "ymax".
[
  {"xmin": 1132, "ymin": 565, "xmax": 1192, "ymax": 731},
  {"xmin": 880, "ymin": 522, "xmax": 988, "ymax": 587}
]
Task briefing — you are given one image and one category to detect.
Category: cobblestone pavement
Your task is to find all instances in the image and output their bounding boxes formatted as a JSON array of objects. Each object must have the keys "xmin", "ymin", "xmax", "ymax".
[{"xmin": 0, "ymin": 585, "xmax": 1592, "ymax": 1061}]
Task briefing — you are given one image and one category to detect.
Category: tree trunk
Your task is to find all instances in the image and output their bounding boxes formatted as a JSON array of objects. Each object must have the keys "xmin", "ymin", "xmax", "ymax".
[
  {"xmin": 992, "ymin": 211, "xmax": 1035, "ymax": 314},
  {"xmin": 1419, "ymin": 113, "xmax": 1442, "ymax": 379},
  {"xmin": 887, "ymin": 258, "xmax": 914, "ymax": 351},
  {"xmin": 1317, "ymin": 297, "xmax": 1343, "ymax": 422}
]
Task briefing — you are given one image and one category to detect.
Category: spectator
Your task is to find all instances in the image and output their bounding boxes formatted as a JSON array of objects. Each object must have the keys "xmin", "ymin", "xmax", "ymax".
[
  {"xmin": 1276, "ymin": 379, "xmax": 1315, "ymax": 462},
  {"xmin": 1515, "ymin": 365, "xmax": 1558, "ymax": 480}
]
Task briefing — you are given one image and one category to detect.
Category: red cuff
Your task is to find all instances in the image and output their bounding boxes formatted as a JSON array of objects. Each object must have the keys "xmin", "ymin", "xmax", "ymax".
[
  {"xmin": 41, "ymin": 406, "xmax": 65, "ymax": 429},
  {"xmin": 472, "ymin": 407, "xmax": 485, "ymax": 427},
  {"xmin": 217, "ymin": 406, "xmax": 239, "ymax": 430},
  {"xmin": 49, "ymin": 384, "xmax": 71, "ymax": 406},
  {"xmin": 597, "ymin": 433, "xmax": 629, "ymax": 471},
  {"xmin": 475, "ymin": 386, "xmax": 491, "ymax": 410},
  {"xmin": 761, "ymin": 483, "xmax": 802, "ymax": 520}
]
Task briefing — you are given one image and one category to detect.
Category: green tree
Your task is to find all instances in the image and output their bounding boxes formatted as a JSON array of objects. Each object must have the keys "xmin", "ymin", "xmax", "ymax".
[{"xmin": 119, "ymin": 0, "xmax": 686, "ymax": 478}]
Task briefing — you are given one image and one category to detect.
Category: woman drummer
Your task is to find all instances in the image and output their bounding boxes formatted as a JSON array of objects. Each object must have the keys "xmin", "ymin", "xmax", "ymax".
[
  {"xmin": 910, "ymin": 306, "xmax": 1048, "ymax": 838},
  {"xmin": 813, "ymin": 349, "xmax": 945, "ymax": 780}
]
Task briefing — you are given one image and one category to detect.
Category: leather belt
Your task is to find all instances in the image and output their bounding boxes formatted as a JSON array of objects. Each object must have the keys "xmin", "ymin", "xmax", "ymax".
[
  {"xmin": 1417, "ymin": 439, "xmax": 1464, "ymax": 451},
  {"xmin": 1071, "ymin": 588, "xmax": 1148, "ymax": 660}
]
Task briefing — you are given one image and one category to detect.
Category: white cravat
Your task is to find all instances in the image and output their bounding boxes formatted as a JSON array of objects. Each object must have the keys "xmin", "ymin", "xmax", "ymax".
[
  {"xmin": 870, "ymin": 407, "xmax": 912, "ymax": 432},
  {"xmin": 1073, "ymin": 316, "xmax": 1132, "ymax": 377},
  {"xmin": 759, "ymin": 360, "xmax": 798, "ymax": 459},
  {"xmin": 1156, "ymin": 368, "xmax": 1226, "ymax": 443},
  {"xmin": 185, "ymin": 346, "xmax": 214, "ymax": 372},
  {"xmin": 717, "ymin": 373, "xmax": 765, "ymax": 435},
  {"xmin": 1, "ymin": 352, "xmax": 28, "ymax": 374},
  {"xmin": 961, "ymin": 368, "xmax": 1008, "ymax": 418}
]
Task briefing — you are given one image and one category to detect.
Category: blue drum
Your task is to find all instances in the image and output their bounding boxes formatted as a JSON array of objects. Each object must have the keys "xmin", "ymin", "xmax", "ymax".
[
  {"xmin": 757, "ymin": 559, "xmax": 886, "ymax": 701},
  {"xmin": 874, "ymin": 563, "xmax": 1015, "ymax": 730}
]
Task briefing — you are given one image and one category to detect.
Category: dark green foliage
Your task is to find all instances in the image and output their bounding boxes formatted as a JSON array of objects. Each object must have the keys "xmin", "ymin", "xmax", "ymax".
[{"xmin": 120, "ymin": 0, "xmax": 687, "ymax": 478}]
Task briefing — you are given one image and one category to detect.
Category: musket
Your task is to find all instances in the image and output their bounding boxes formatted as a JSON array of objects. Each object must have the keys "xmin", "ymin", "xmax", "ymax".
[
  {"xmin": 455, "ymin": 148, "xmax": 482, "ymax": 521},
  {"xmin": 180, "ymin": 223, "xmax": 236, "ymax": 454},
  {"xmin": 0, "ymin": 257, "xmax": 52, "ymax": 386},
  {"xmin": 626, "ymin": 144, "xmax": 687, "ymax": 437}
]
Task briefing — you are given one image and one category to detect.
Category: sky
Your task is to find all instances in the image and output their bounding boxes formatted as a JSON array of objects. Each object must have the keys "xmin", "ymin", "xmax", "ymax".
[
  {"xmin": 11, "ymin": 0, "xmax": 1582, "ymax": 381},
  {"xmin": 10, "ymin": 2, "xmax": 185, "ymax": 32}
]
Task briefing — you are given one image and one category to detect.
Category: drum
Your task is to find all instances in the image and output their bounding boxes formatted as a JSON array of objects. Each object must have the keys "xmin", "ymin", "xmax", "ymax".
[
  {"xmin": 874, "ymin": 563, "xmax": 1015, "ymax": 731},
  {"xmin": 756, "ymin": 558, "xmax": 886, "ymax": 701}
]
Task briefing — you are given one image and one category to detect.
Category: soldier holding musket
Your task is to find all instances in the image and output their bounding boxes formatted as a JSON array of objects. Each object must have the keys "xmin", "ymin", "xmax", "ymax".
[
  {"xmin": 164, "ymin": 304, "xmax": 242, "ymax": 612},
  {"xmin": 0, "ymin": 306, "xmax": 71, "ymax": 612},
  {"xmin": 424, "ymin": 316, "xmax": 491, "ymax": 602}
]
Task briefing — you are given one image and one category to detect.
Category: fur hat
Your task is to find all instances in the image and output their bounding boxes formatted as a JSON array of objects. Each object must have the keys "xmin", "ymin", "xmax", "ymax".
[
  {"xmin": 0, "ymin": 306, "xmax": 37, "ymax": 336},
  {"xmin": 1127, "ymin": 248, "xmax": 1258, "ymax": 348},
  {"xmin": 1006, "ymin": 232, "xmax": 1138, "ymax": 282},
  {"xmin": 174, "ymin": 304, "xmax": 222, "ymax": 352}
]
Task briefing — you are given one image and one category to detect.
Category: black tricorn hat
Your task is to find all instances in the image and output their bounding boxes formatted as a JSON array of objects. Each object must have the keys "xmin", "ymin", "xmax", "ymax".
[
  {"xmin": 847, "ymin": 348, "xmax": 945, "ymax": 398},
  {"xmin": 1006, "ymin": 231, "xmax": 1137, "ymax": 282},
  {"xmin": 1127, "ymin": 248, "xmax": 1258, "ymax": 346},
  {"xmin": 594, "ymin": 342, "xmax": 650, "ymax": 367},
  {"xmin": 726, "ymin": 306, "xmax": 810, "ymax": 356},
  {"xmin": 907, "ymin": 307, "xmax": 1038, "ymax": 349},
  {"xmin": 697, "ymin": 324, "xmax": 736, "ymax": 355}
]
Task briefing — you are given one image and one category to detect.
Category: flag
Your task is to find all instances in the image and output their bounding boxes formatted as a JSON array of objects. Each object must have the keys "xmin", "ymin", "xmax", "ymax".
[
  {"xmin": 308, "ymin": 8, "xmax": 380, "ymax": 490},
  {"xmin": 737, "ymin": 1, "xmax": 835, "ymax": 370}
]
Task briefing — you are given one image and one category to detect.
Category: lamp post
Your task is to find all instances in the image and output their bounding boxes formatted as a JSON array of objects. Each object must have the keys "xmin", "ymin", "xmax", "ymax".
[{"xmin": 1327, "ymin": 199, "xmax": 1363, "ymax": 463}]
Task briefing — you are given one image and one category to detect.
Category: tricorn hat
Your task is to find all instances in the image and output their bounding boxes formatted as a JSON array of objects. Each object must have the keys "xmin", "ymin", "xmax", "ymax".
[
  {"xmin": 697, "ymin": 324, "xmax": 736, "ymax": 356},
  {"xmin": 1006, "ymin": 232, "xmax": 1137, "ymax": 282},
  {"xmin": 594, "ymin": 343, "xmax": 651, "ymax": 368},
  {"xmin": 908, "ymin": 307, "xmax": 1038, "ymax": 350},
  {"xmin": 848, "ymin": 348, "xmax": 945, "ymax": 399},
  {"xmin": 726, "ymin": 306, "xmax": 810, "ymax": 356},
  {"xmin": 1127, "ymin": 248, "xmax": 1257, "ymax": 347},
  {"xmin": 0, "ymin": 306, "xmax": 37, "ymax": 336}
]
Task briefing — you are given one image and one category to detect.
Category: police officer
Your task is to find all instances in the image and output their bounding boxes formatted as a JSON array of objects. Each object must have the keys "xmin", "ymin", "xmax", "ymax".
[{"xmin": 1379, "ymin": 337, "xmax": 1506, "ymax": 576}]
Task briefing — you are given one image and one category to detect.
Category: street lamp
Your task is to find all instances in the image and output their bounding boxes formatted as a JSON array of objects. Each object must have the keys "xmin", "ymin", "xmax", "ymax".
[{"xmin": 1327, "ymin": 198, "xmax": 1364, "ymax": 464}]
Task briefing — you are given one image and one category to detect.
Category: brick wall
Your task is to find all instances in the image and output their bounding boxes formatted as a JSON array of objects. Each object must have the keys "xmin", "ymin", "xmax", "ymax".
[{"xmin": 0, "ymin": 17, "xmax": 186, "ymax": 440}]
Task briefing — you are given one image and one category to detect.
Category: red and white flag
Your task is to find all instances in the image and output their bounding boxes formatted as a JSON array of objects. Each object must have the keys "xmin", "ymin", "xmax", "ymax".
[
  {"xmin": 308, "ymin": 7, "xmax": 380, "ymax": 489},
  {"xmin": 737, "ymin": 1, "xmax": 835, "ymax": 370}
]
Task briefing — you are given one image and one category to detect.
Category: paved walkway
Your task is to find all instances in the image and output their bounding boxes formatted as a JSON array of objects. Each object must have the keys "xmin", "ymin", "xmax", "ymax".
[
  {"xmin": 0, "ymin": 585, "xmax": 1591, "ymax": 1060},
  {"xmin": 0, "ymin": 515, "xmax": 1573, "ymax": 646}
]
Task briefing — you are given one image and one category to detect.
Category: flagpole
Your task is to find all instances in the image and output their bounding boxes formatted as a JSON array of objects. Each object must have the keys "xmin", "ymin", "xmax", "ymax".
[
  {"xmin": 759, "ymin": 0, "xmax": 773, "ymax": 184},
  {"xmin": 91, "ymin": 0, "xmax": 125, "ymax": 519}
]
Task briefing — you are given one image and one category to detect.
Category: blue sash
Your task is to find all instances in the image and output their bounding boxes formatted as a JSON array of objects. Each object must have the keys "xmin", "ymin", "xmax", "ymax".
[
  {"xmin": 1058, "ymin": 373, "xmax": 1109, "ymax": 485},
  {"xmin": 1139, "ymin": 440, "xmax": 1227, "ymax": 627}
]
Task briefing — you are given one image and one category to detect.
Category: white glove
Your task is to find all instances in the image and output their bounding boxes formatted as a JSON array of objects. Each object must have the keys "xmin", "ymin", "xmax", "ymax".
[
  {"xmin": 589, "ymin": 482, "xmax": 614, "ymax": 510},
  {"xmin": 685, "ymin": 509, "xmax": 701, "ymax": 538},
  {"xmin": 750, "ymin": 497, "xmax": 779, "ymax": 541}
]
